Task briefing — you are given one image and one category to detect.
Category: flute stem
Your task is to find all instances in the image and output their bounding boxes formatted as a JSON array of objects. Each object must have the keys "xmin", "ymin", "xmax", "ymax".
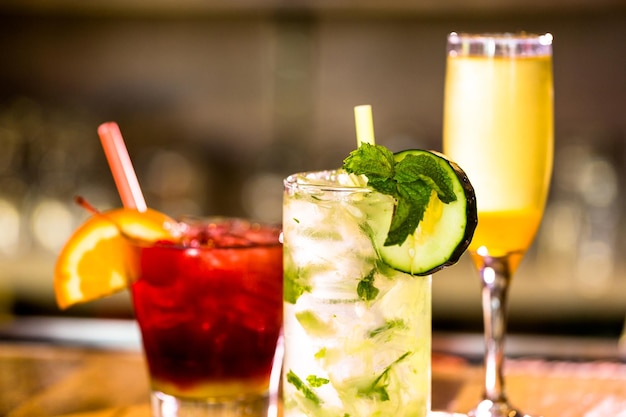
[{"xmin": 473, "ymin": 254, "xmax": 517, "ymax": 407}]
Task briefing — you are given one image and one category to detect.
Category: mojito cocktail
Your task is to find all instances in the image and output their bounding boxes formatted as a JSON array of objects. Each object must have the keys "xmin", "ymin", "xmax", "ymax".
[{"xmin": 282, "ymin": 144, "xmax": 476, "ymax": 417}]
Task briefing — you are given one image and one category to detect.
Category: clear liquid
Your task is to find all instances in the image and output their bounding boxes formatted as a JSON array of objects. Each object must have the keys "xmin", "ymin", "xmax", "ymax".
[{"xmin": 282, "ymin": 171, "xmax": 431, "ymax": 417}]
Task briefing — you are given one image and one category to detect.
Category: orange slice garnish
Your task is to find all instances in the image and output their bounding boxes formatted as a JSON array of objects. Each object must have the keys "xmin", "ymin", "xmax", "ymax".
[{"xmin": 54, "ymin": 208, "xmax": 175, "ymax": 309}]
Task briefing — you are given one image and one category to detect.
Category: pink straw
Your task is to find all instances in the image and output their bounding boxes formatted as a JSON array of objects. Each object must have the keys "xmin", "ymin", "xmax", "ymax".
[{"xmin": 97, "ymin": 122, "xmax": 147, "ymax": 212}]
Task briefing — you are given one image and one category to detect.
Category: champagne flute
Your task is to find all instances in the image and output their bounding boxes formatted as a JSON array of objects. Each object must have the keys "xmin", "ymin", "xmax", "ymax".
[{"xmin": 443, "ymin": 32, "xmax": 554, "ymax": 417}]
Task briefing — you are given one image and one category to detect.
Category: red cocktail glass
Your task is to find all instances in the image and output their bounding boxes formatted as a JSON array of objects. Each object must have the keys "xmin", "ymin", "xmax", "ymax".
[{"xmin": 129, "ymin": 217, "xmax": 283, "ymax": 417}]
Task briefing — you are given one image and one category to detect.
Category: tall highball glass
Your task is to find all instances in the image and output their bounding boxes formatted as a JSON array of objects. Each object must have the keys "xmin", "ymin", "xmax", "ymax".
[
  {"xmin": 443, "ymin": 32, "xmax": 554, "ymax": 417},
  {"xmin": 282, "ymin": 170, "xmax": 432, "ymax": 417}
]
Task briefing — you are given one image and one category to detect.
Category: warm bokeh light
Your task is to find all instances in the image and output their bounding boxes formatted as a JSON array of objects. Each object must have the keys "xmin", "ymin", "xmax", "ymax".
[
  {"xmin": 0, "ymin": 199, "xmax": 20, "ymax": 256},
  {"xmin": 241, "ymin": 172, "xmax": 283, "ymax": 224},
  {"xmin": 30, "ymin": 199, "xmax": 74, "ymax": 253}
]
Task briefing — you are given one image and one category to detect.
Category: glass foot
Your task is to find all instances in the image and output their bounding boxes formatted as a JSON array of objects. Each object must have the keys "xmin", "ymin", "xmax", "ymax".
[{"xmin": 469, "ymin": 399, "xmax": 539, "ymax": 417}]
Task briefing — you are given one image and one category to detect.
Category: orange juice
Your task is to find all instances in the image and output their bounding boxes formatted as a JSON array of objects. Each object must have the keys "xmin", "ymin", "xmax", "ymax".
[{"xmin": 443, "ymin": 53, "xmax": 553, "ymax": 259}]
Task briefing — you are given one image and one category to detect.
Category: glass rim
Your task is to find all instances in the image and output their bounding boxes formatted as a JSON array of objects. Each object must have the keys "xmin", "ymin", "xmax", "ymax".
[
  {"xmin": 447, "ymin": 31, "xmax": 553, "ymax": 57},
  {"xmin": 127, "ymin": 216, "xmax": 282, "ymax": 250},
  {"xmin": 284, "ymin": 170, "xmax": 373, "ymax": 194},
  {"xmin": 448, "ymin": 32, "xmax": 553, "ymax": 42}
]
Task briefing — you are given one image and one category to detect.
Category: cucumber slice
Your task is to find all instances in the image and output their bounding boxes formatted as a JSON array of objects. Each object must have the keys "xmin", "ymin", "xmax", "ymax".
[{"xmin": 375, "ymin": 149, "xmax": 477, "ymax": 275}]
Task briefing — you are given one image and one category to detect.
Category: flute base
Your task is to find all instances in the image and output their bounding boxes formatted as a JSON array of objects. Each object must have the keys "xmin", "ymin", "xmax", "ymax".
[{"xmin": 469, "ymin": 399, "xmax": 537, "ymax": 417}]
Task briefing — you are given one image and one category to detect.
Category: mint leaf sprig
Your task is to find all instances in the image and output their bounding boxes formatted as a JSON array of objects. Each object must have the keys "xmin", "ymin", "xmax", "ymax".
[
  {"xmin": 286, "ymin": 370, "xmax": 323, "ymax": 405},
  {"xmin": 357, "ymin": 268, "xmax": 379, "ymax": 301},
  {"xmin": 343, "ymin": 143, "xmax": 457, "ymax": 247},
  {"xmin": 357, "ymin": 351, "xmax": 412, "ymax": 401}
]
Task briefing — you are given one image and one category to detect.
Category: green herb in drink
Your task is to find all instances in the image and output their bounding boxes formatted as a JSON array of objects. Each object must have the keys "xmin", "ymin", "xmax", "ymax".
[
  {"xmin": 368, "ymin": 319, "xmax": 407, "ymax": 338},
  {"xmin": 307, "ymin": 375, "xmax": 330, "ymax": 387},
  {"xmin": 357, "ymin": 268, "xmax": 379, "ymax": 301},
  {"xmin": 357, "ymin": 351, "xmax": 412, "ymax": 401},
  {"xmin": 286, "ymin": 370, "xmax": 323, "ymax": 405},
  {"xmin": 314, "ymin": 347, "xmax": 327, "ymax": 359}
]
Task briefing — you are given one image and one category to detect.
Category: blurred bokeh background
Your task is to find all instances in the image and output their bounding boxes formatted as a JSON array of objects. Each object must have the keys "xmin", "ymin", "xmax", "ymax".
[{"xmin": 0, "ymin": 0, "xmax": 625, "ymax": 339}]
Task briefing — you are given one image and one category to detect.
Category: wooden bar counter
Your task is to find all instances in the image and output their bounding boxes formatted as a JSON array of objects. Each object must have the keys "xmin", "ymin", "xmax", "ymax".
[{"xmin": 1, "ymin": 317, "xmax": 625, "ymax": 417}]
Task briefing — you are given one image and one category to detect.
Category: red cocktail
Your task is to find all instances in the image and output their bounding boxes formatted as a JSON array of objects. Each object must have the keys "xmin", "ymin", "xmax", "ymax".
[{"xmin": 129, "ymin": 218, "xmax": 283, "ymax": 414}]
